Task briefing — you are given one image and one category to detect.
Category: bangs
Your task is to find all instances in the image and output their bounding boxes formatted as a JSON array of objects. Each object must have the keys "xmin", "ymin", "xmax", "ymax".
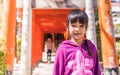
[{"xmin": 69, "ymin": 14, "xmax": 86, "ymax": 24}]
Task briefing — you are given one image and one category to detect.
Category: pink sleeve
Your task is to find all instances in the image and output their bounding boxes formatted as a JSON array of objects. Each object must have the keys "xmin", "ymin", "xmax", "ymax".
[{"xmin": 53, "ymin": 45, "xmax": 65, "ymax": 75}]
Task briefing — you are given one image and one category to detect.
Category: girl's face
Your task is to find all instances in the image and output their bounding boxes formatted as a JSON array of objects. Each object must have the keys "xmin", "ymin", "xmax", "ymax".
[{"xmin": 68, "ymin": 20, "xmax": 86, "ymax": 41}]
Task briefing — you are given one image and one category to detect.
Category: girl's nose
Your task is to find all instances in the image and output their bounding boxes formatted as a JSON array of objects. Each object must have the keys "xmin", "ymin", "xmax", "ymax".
[{"xmin": 75, "ymin": 26, "xmax": 80, "ymax": 30}]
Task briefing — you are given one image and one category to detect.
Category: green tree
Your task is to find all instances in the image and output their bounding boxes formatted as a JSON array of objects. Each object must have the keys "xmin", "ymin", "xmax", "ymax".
[
  {"xmin": 0, "ymin": 40, "xmax": 7, "ymax": 75},
  {"xmin": 95, "ymin": 8, "xmax": 102, "ymax": 61}
]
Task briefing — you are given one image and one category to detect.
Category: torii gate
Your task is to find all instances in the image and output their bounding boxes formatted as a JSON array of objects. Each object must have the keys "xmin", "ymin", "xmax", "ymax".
[{"xmin": 1, "ymin": 0, "xmax": 119, "ymax": 75}]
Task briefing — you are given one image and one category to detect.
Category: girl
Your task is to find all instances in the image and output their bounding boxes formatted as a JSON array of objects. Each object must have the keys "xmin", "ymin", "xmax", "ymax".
[{"xmin": 53, "ymin": 9, "xmax": 101, "ymax": 75}]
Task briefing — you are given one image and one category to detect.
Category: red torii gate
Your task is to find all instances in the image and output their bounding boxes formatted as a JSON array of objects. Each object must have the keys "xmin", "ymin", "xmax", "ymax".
[{"xmin": 32, "ymin": 9, "xmax": 67, "ymax": 66}]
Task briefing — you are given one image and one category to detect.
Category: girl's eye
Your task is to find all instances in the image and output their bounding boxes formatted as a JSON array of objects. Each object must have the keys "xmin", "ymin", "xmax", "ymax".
[
  {"xmin": 80, "ymin": 24, "xmax": 84, "ymax": 27},
  {"xmin": 71, "ymin": 25, "xmax": 76, "ymax": 27},
  {"xmin": 80, "ymin": 25, "xmax": 84, "ymax": 27}
]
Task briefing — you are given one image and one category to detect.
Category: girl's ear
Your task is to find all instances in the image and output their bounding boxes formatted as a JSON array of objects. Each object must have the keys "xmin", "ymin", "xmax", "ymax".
[
  {"xmin": 66, "ymin": 28, "xmax": 69, "ymax": 37},
  {"xmin": 66, "ymin": 28, "xmax": 71, "ymax": 40},
  {"xmin": 66, "ymin": 27, "xmax": 68, "ymax": 31}
]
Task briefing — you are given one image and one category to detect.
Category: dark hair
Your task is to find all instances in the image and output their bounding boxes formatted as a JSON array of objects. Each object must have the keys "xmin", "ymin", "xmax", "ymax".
[
  {"xmin": 84, "ymin": 35, "xmax": 92, "ymax": 56},
  {"xmin": 66, "ymin": 9, "xmax": 92, "ymax": 56},
  {"xmin": 66, "ymin": 9, "xmax": 88, "ymax": 29}
]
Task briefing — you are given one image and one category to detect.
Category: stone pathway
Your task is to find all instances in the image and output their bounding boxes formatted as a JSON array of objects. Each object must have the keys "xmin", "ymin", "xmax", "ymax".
[
  {"xmin": 32, "ymin": 62, "xmax": 54, "ymax": 75},
  {"xmin": 32, "ymin": 52, "xmax": 55, "ymax": 75},
  {"xmin": 13, "ymin": 52, "xmax": 55, "ymax": 75}
]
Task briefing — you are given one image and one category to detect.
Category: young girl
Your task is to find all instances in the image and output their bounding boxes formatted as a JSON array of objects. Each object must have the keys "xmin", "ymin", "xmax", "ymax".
[{"xmin": 53, "ymin": 9, "xmax": 101, "ymax": 75}]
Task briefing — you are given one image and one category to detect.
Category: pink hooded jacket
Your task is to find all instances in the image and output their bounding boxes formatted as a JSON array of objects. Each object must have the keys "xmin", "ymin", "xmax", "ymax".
[{"xmin": 53, "ymin": 39, "xmax": 101, "ymax": 75}]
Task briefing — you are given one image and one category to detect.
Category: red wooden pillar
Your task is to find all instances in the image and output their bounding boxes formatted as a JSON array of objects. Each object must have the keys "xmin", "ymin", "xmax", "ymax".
[
  {"xmin": 1, "ymin": 0, "xmax": 16, "ymax": 70},
  {"xmin": 31, "ymin": 25, "xmax": 43, "ymax": 66},
  {"xmin": 32, "ymin": 10, "xmax": 37, "ymax": 66},
  {"xmin": 97, "ymin": 0, "xmax": 119, "ymax": 74},
  {"xmin": 31, "ymin": 10, "xmax": 43, "ymax": 66}
]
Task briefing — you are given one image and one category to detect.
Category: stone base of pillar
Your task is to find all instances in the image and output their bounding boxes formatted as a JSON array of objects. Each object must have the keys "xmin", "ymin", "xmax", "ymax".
[{"xmin": 103, "ymin": 68, "xmax": 119, "ymax": 75}]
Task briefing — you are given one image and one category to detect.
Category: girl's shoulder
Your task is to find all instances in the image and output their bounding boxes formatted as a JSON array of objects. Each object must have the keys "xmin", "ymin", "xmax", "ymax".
[
  {"xmin": 57, "ymin": 40, "xmax": 68, "ymax": 48},
  {"xmin": 58, "ymin": 40, "xmax": 70, "ymax": 49},
  {"xmin": 86, "ymin": 39, "xmax": 97, "ymax": 52},
  {"xmin": 86, "ymin": 39, "xmax": 95, "ymax": 47}
]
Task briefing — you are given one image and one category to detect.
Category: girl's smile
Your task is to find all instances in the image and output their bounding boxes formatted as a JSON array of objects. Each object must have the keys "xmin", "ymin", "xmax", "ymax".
[{"xmin": 74, "ymin": 32, "xmax": 82, "ymax": 38}]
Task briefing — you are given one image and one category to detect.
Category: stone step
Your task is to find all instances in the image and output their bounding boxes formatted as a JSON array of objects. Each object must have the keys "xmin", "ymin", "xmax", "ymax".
[{"xmin": 13, "ymin": 70, "xmax": 21, "ymax": 75}]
